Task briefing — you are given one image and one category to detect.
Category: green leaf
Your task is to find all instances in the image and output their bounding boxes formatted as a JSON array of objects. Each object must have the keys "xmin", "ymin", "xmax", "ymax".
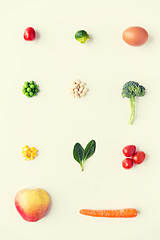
[
  {"xmin": 73, "ymin": 143, "xmax": 84, "ymax": 165},
  {"xmin": 83, "ymin": 140, "xmax": 96, "ymax": 161}
]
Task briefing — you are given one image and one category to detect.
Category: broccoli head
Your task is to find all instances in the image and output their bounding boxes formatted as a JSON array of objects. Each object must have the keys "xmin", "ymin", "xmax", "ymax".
[
  {"xmin": 75, "ymin": 30, "xmax": 89, "ymax": 44},
  {"xmin": 122, "ymin": 81, "xmax": 145, "ymax": 124}
]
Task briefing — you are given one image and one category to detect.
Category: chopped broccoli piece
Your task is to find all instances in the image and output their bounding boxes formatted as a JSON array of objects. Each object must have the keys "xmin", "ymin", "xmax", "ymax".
[
  {"xmin": 75, "ymin": 30, "xmax": 89, "ymax": 44},
  {"xmin": 122, "ymin": 81, "xmax": 145, "ymax": 124}
]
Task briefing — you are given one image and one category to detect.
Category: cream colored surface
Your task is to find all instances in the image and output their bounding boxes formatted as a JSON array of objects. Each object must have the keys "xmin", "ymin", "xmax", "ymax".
[{"xmin": 0, "ymin": 0, "xmax": 159, "ymax": 239}]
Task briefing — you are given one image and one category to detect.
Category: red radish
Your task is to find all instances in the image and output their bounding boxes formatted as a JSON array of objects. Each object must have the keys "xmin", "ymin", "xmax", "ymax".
[
  {"xmin": 23, "ymin": 27, "xmax": 36, "ymax": 41},
  {"xmin": 123, "ymin": 145, "xmax": 136, "ymax": 157},
  {"xmin": 132, "ymin": 151, "xmax": 145, "ymax": 164},
  {"xmin": 122, "ymin": 158, "xmax": 133, "ymax": 169}
]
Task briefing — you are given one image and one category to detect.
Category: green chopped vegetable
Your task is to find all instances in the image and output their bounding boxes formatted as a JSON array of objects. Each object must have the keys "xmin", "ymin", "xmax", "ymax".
[
  {"xmin": 73, "ymin": 140, "xmax": 96, "ymax": 171},
  {"xmin": 30, "ymin": 84, "xmax": 35, "ymax": 89},
  {"xmin": 22, "ymin": 81, "xmax": 39, "ymax": 98},
  {"xmin": 35, "ymin": 89, "xmax": 39, "ymax": 93},
  {"xmin": 27, "ymin": 88, "xmax": 31, "ymax": 92},
  {"xmin": 24, "ymin": 82, "xmax": 29, "ymax": 88},
  {"xmin": 75, "ymin": 30, "xmax": 89, "ymax": 44},
  {"xmin": 122, "ymin": 81, "xmax": 145, "ymax": 124}
]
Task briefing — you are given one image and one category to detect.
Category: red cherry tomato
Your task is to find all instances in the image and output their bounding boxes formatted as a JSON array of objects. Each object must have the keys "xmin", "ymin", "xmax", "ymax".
[
  {"xmin": 122, "ymin": 145, "xmax": 136, "ymax": 157},
  {"xmin": 23, "ymin": 27, "xmax": 36, "ymax": 41},
  {"xmin": 132, "ymin": 151, "xmax": 145, "ymax": 164},
  {"xmin": 122, "ymin": 158, "xmax": 133, "ymax": 169}
]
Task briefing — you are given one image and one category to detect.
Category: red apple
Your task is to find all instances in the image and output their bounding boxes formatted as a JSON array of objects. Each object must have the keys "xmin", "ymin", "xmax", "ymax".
[{"xmin": 15, "ymin": 188, "xmax": 50, "ymax": 222}]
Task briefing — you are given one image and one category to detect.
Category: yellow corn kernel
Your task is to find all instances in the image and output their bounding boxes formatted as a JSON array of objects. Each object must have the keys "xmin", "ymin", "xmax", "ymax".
[{"xmin": 22, "ymin": 146, "xmax": 37, "ymax": 161}]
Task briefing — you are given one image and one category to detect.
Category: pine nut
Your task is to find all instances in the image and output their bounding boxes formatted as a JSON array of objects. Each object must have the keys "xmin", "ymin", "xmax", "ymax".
[
  {"xmin": 83, "ymin": 88, "xmax": 88, "ymax": 93},
  {"xmin": 79, "ymin": 87, "xmax": 83, "ymax": 92},
  {"xmin": 80, "ymin": 82, "xmax": 85, "ymax": 87},
  {"xmin": 75, "ymin": 80, "xmax": 81, "ymax": 84}
]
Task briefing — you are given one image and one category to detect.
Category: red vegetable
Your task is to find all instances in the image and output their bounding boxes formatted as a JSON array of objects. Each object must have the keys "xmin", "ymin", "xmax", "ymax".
[
  {"xmin": 122, "ymin": 158, "xmax": 133, "ymax": 169},
  {"xmin": 80, "ymin": 208, "xmax": 137, "ymax": 218},
  {"xmin": 23, "ymin": 27, "xmax": 36, "ymax": 41},
  {"xmin": 123, "ymin": 145, "xmax": 136, "ymax": 157},
  {"xmin": 132, "ymin": 151, "xmax": 145, "ymax": 164}
]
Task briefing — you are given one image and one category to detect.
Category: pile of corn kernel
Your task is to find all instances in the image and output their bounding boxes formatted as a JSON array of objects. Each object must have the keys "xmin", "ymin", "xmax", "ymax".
[
  {"xmin": 69, "ymin": 80, "xmax": 88, "ymax": 98},
  {"xmin": 22, "ymin": 145, "xmax": 38, "ymax": 161}
]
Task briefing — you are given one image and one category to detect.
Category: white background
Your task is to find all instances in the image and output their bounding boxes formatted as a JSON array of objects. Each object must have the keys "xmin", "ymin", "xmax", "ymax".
[{"xmin": 0, "ymin": 0, "xmax": 159, "ymax": 239}]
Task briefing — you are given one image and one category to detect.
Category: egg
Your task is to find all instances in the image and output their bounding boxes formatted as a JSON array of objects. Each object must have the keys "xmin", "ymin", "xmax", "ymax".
[{"xmin": 122, "ymin": 26, "xmax": 148, "ymax": 46}]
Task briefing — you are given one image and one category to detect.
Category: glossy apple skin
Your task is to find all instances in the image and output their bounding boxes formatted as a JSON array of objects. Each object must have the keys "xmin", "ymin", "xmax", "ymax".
[
  {"xmin": 15, "ymin": 188, "xmax": 50, "ymax": 222},
  {"xmin": 122, "ymin": 26, "xmax": 148, "ymax": 46}
]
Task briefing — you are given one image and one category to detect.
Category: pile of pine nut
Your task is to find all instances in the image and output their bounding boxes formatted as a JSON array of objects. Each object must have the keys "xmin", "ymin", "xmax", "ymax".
[{"xmin": 69, "ymin": 80, "xmax": 88, "ymax": 98}]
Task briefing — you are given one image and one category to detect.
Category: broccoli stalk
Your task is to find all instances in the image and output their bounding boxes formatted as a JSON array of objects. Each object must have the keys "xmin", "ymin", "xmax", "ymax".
[
  {"xmin": 122, "ymin": 81, "xmax": 145, "ymax": 125},
  {"xmin": 129, "ymin": 96, "xmax": 135, "ymax": 124}
]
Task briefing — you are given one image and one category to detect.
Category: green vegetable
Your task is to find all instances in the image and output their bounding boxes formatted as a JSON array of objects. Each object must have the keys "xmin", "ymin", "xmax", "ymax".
[
  {"xmin": 73, "ymin": 140, "xmax": 96, "ymax": 171},
  {"xmin": 75, "ymin": 30, "xmax": 89, "ymax": 44},
  {"xmin": 22, "ymin": 81, "xmax": 39, "ymax": 98},
  {"xmin": 122, "ymin": 81, "xmax": 145, "ymax": 124},
  {"xmin": 27, "ymin": 88, "xmax": 31, "ymax": 92},
  {"xmin": 24, "ymin": 82, "xmax": 29, "ymax": 88}
]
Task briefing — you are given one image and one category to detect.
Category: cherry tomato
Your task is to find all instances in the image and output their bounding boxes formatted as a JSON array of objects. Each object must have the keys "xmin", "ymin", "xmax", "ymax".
[
  {"xmin": 122, "ymin": 158, "xmax": 133, "ymax": 169},
  {"xmin": 122, "ymin": 145, "xmax": 136, "ymax": 157},
  {"xmin": 132, "ymin": 151, "xmax": 145, "ymax": 164},
  {"xmin": 23, "ymin": 27, "xmax": 36, "ymax": 41}
]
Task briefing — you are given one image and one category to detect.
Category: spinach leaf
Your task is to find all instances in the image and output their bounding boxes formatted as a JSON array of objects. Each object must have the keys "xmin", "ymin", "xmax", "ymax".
[
  {"xmin": 73, "ymin": 140, "xmax": 96, "ymax": 171},
  {"xmin": 73, "ymin": 143, "xmax": 84, "ymax": 166},
  {"xmin": 83, "ymin": 140, "xmax": 96, "ymax": 161}
]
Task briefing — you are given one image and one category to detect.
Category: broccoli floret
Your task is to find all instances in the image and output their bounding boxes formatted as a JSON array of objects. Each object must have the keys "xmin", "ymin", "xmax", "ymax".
[
  {"xmin": 75, "ymin": 30, "xmax": 89, "ymax": 44},
  {"xmin": 122, "ymin": 81, "xmax": 145, "ymax": 124}
]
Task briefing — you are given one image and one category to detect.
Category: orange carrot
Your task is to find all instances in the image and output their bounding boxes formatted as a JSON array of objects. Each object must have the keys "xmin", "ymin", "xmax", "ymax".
[{"xmin": 80, "ymin": 208, "xmax": 137, "ymax": 218}]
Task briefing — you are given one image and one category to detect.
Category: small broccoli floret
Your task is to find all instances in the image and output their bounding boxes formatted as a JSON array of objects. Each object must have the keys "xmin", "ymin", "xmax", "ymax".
[
  {"xmin": 122, "ymin": 81, "xmax": 145, "ymax": 124},
  {"xmin": 75, "ymin": 30, "xmax": 89, "ymax": 44}
]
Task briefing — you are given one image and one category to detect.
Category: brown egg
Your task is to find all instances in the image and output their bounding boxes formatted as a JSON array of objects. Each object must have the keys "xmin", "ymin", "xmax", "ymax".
[{"xmin": 122, "ymin": 26, "xmax": 148, "ymax": 46}]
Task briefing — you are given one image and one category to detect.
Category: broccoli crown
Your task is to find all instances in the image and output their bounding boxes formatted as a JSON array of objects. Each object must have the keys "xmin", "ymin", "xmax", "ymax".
[
  {"xmin": 75, "ymin": 30, "xmax": 89, "ymax": 43},
  {"xmin": 122, "ymin": 81, "xmax": 145, "ymax": 99}
]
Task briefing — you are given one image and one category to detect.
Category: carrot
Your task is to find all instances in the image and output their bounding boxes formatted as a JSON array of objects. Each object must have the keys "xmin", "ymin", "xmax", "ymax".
[{"xmin": 80, "ymin": 208, "xmax": 137, "ymax": 218}]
